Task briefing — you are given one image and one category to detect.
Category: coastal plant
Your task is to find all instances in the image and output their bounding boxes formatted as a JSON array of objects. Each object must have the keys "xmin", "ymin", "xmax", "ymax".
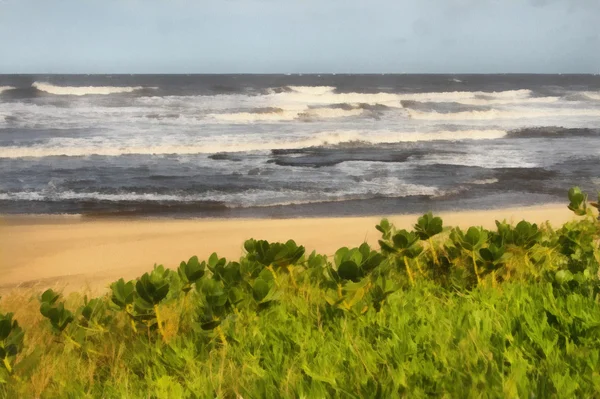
[
  {"xmin": 590, "ymin": 193, "xmax": 600, "ymax": 218},
  {"xmin": 178, "ymin": 256, "xmax": 206, "ymax": 294},
  {"xmin": 379, "ymin": 229, "xmax": 423, "ymax": 285},
  {"xmin": 244, "ymin": 239, "xmax": 305, "ymax": 288},
  {"xmin": 450, "ymin": 226, "xmax": 488, "ymax": 284},
  {"xmin": 478, "ymin": 243, "xmax": 508, "ymax": 281},
  {"xmin": 134, "ymin": 266, "xmax": 172, "ymax": 340},
  {"xmin": 321, "ymin": 244, "xmax": 386, "ymax": 315},
  {"xmin": 77, "ymin": 296, "xmax": 112, "ymax": 333},
  {"xmin": 39, "ymin": 289, "xmax": 74, "ymax": 336},
  {"xmin": 567, "ymin": 186, "xmax": 588, "ymax": 216},
  {"xmin": 492, "ymin": 220, "xmax": 541, "ymax": 250},
  {"xmin": 0, "ymin": 313, "xmax": 23, "ymax": 379},
  {"xmin": 414, "ymin": 212, "xmax": 443, "ymax": 266},
  {"xmin": 333, "ymin": 244, "xmax": 385, "ymax": 282},
  {"xmin": 110, "ymin": 278, "xmax": 139, "ymax": 332},
  {"xmin": 2, "ymin": 186, "xmax": 600, "ymax": 397}
]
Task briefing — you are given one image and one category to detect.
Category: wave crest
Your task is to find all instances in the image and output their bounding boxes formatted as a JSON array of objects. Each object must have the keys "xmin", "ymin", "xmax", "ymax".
[
  {"xmin": 582, "ymin": 91, "xmax": 600, "ymax": 101},
  {"xmin": 0, "ymin": 129, "xmax": 507, "ymax": 158},
  {"xmin": 407, "ymin": 108, "xmax": 600, "ymax": 121},
  {"xmin": 32, "ymin": 82, "xmax": 150, "ymax": 96},
  {"xmin": 208, "ymin": 107, "xmax": 364, "ymax": 122},
  {"xmin": 0, "ymin": 183, "xmax": 441, "ymax": 208}
]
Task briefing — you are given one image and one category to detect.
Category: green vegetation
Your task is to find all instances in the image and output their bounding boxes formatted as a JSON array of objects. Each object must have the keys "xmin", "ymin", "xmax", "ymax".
[{"xmin": 1, "ymin": 188, "xmax": 600, "ymax": 398}]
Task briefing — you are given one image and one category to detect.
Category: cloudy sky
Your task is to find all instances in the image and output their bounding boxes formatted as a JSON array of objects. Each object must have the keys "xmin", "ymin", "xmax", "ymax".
[{"xmin": 0, "ymin": 0, "xmax": 599, "ymax": 73}]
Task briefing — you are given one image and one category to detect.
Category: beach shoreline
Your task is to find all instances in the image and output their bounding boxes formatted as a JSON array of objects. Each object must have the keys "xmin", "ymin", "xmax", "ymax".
[{"xmin": 0, "ymin": 203, "xmax": 576, "ymax": 293}]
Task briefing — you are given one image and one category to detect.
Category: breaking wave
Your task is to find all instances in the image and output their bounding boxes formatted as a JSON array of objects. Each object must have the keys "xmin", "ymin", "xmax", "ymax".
[
  {"xmin": 507, "ymin": 127, "xmax": 600, "ymax": 138},
  {"xmin": 287, "ymin": 86, "xmax": 336, "ymax": 95},
  {"xmin": 582, "ymin": 91, "xmax": 600, "ymax": 101},
  {"xmin": 261, "ymin": 87, "xmax": 558, "ymax": 108},
  {"xmin": 0, "ymin": 86, "xmax": 15, "ymax": 94},
  {"xmin": 0, "ymin": 182, "xmax": 441, "ymax": 208},
  {"xmin": 32, "ymin": 82, "xmax": 150, "ymax": 96},
  {"xmin": 209, "ymin": 107, "xmax": 364, "ymax": 122},
  {"xmin": 407, "ymin": 108, "xmax": 600, "ymax": 121},
  {"xmin": 0, "ymin": 129, "xmax": 507, "ymax": 158}
]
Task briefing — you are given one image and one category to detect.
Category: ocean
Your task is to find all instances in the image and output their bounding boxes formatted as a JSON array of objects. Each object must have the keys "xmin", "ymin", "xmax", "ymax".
[{"xmin": 0, "ymin": 74, "xmax": 599, "ymax": 217}]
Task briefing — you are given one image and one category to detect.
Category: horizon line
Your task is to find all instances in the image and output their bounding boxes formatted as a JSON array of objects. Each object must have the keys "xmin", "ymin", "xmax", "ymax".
[{"xmin": 1, "ymin": 72, "xmax": 599, "ymax": 76}]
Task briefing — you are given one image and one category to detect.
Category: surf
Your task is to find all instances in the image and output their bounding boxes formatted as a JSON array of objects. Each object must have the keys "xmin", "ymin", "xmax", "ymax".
[{"xmin": 31, "ymin": 82, "xmax": 150, "ymax": 96}]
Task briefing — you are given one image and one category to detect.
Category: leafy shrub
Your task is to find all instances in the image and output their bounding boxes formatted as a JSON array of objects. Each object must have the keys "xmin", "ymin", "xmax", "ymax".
[{"xmin": 0, "ymin": 186, "xmax": 598, "ymax": 397}]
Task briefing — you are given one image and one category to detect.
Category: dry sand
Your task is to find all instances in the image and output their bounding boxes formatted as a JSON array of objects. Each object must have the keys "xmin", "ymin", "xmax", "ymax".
[{"xmin": 0, "ymin": 204, "xmax": 576, "ymax": 293}]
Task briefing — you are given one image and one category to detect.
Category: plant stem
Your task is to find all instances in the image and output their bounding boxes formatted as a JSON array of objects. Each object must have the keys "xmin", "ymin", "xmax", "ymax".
[
  {"xmin": 404, "ymin": 256, "xmax": 415, "ymax": 286},
  {"xmin": 267, "ymin": 265, "xmax": 280, "ymax": 287},
  {"xmin": 216, "ymin": 325, "xmax": 227, "ymax": 347},
  {"xmin": 65, "ymin": 333, "xmax": 82, "ymax": 348},
  {"xmin": 130, "ymin": 319, "xmax": 138, "ymax": 333},
  {"xmin": 287, "ymin": 265, "xmax": 298, "ymax": 289},
  {"xmin": 2, "ymin": 356, "xmax": 12, "ymax": 374},
  {"xmin": 217, "ymin": 331, "xmax": 228, "ymax": 398},
  {"xmin": 415, "ymin": 258, "xmax": 424, "ymax": 276},
  {"xmin": 153, "ymin": 305, "xmax": 166, "ymax": 341},
  {"xmin": 472, "ymin": 251, "xmax": 481, "ymax": 285},
  {"xmin": 126, "ymin": 305, "xmax": 138, "ymax": 333},
  {"xmin": 429, "ymin": 237, "xmax": 439, "ymax": 266}
]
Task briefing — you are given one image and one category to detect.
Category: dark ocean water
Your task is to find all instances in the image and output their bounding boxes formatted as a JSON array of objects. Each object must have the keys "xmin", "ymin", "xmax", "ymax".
[{"xmin": 0, "ymin": 74, "xmax": 599, "ymax": 217}]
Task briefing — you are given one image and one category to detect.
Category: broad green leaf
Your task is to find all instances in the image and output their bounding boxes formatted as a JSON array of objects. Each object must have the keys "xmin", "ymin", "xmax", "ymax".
[
  {"xmin": 252, "ymin": 279, "xmax": 270, "ymax": 302},
  {"xmin": 338, "ymin": 261, "xmax": 361, "ymax": 282},
  {"xmin": 414, "ymin": 212, "xmax": 443, "ymax": 240}
]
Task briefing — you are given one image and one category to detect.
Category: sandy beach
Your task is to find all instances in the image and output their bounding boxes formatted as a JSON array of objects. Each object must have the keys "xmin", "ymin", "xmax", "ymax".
[{"xmin": 0, "ymin": 203, "xmax": 576, "ymax": 293}]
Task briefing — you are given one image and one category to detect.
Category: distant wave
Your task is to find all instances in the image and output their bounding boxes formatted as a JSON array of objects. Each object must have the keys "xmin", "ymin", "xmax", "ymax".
[
  {"xmin": 32, "ymin": 82, "xmax": 150, "ymax": 96},
  {"xmin": 0, "ymin": 86, "xmax": 15, "ymax": 94},
  {"xmin": 263, "ymin": 87, "xmax": 559, "ymax": 108},
  {"xmin": 0, "ymin": 129, "xmax": 507, "ymax": 158},
  {"xmin": 400, "ymin": 100, "xmax": 490, "ymax": 113},
  {"xmin": 208, "ymin": 110, "xmax": 297, "ymax": 122},
  {"xmin": 0, "ymin": 183, "xmax": 440, "ymax": 208},
  {"xmin": 407, "ymin": 108, "xmax": 600, "ymax": 121},
  {"xmin": 249, "ymin": 107, "xmax": 285, "ymax": 114},
  {"xmin": 208, "ymin": 107, "xmax": 364, "ymax": 122},
  {"xmin": 319, "ymin": 103, "xmax": 391, "ymax": 111},
  {"xmin": 507, "ymin": 127, "xmax": 600, "ymax": 138},
  {"xmin": 283, "ymin": 86, "xmax": 533, "ymax": 100},
  {"xmin": 470, "ymin": 178, "xmax": 499, "ymax": 185},
  {"xmin": 582, "ymin": 91, "xmax": 600, "ymax": 101},
  {"xmin": 287, "ymin": 86, "xmax": 336, "ymax": 95}
]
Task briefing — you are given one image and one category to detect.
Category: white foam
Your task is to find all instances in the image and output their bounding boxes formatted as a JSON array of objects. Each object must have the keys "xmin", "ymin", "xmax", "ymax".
[
  {"xmin": 0, "ymin": 129, "xmax": 507, "ymax": 158},
  {"xmin": 419, "ymin": 153, "xmax": 537, "ymax": 169},
  {"xmin": 0, "ymin": 182, "xmax": 440, "ymax": 207},
  {"xmin": 304, "ymin": 108, "xmax": 365, "ymax": 119},
  {"xmin": 288, "ymin": 86, "xmax": 336, "ymax": 95},
  {"xmin": 127, "ymin": 89, "xmax": 559, "ymax": 119},
  {"xmin": 208, "ymin": 107, "xmax": 364, "ymax": 122},
  {"xmin": 0, "ymin": 86, "xmax": 15, "ymax": 94},
  {"xmin": 582, "ymin": 91, "xmax": 600, "ymax": 101},
  {"xmin": 407, "ymin": 108, "xmax": 600, "ymax": 121},
  {"xmin": 209, "ymin": 110, "xmax": 299, "ymax": 122},
  {"xmin": 262, "ymin": 88, "xmax": 559, "ymax": 110},
  {"xmin": 471, "ymin": 178, "xmax": 499, "ymax": 185},
  {"xmin": 32, "ymin": 82, "xmax": 149, "ymax": 96}
]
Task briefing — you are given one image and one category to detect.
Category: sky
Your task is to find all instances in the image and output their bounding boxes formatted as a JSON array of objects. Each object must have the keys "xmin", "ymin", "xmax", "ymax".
[{"xmin": 0, "ymin": 0, "xmax": 599, "ymax": 74}]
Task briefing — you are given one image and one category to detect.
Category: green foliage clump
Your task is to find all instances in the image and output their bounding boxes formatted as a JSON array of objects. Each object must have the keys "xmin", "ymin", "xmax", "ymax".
[
  {"xmin": 0, "ymin": 312, "xmax": 23, "ymax": 382},
  {"xmin": 0, "ymin": 187, "xmax": 599, "ymax": 398}
]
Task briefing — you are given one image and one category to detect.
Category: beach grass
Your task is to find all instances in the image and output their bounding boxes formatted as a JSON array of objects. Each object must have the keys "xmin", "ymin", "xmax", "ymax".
[{"xmin": 1, "ymin": 188, "xmax": 599, "ymax": 398}]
